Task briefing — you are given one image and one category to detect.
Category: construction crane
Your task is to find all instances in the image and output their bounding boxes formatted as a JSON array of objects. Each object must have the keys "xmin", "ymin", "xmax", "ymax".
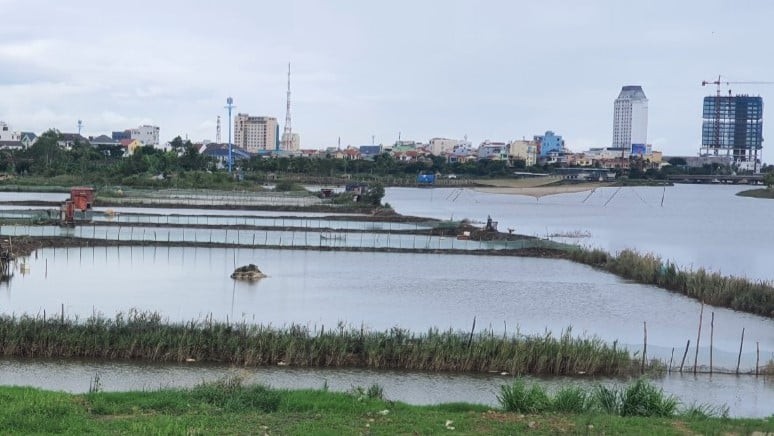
[{"xmin": 701, "ymin": 76, "xmax": 774, "ymax": 173}]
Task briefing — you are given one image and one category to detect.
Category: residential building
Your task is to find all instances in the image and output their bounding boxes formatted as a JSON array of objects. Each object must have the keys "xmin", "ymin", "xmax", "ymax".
[
  {"xmin": 612, "ymin": 85, "xmax": 648, "ymax": 153},
  {"xmin": 20, "ymin": 132, "xmax": 37, "ymax": 148},
  {"xmin": 428, "ymin": 138, "xmax": 460, "ymax": 156},
  {"xmin": 0, "ymin": 121, "xmax": 19, "ymax": 141},
  {"xmin": 535, "ymin": 131, "xmax": 565, "ymax": 157},
  {"xmin": 508, "ymin": 139, "xmax": 538, "ymax": 166},
  {"xmin": 130, "ymin": 125, "xmax": 160, "ymax": 146},
  {"xmin": 358, "ymin": 145, "xmax": 383, "ymax": 160},
  {"xmin": 119, "ymin": 138, "xmax": 142, "ymax": 154},
  {"xmin": 234, "ymin": 114, "xmax": 278, "ymax": 153},
  {"xmin": 58, "ymin": 133, "xmax": 89, "ymax": 149},
  {"xmin": 200, "ymin": 143, "xmax": 251, "ymax": 168},
  {"xmin": 477, "ymin": 141, "xmax": 508, "ymax": 161},
  {"xmin": 700, "ymin": 94, "xmax": 763, "ymax": 170},
  {"xmin": 90, "ymin": 135, "xmax": 119, "ymax": 147},
  {"xmin": 112, "ymin": 130, "xmax": 131, "ymax": 141},
  {"xmin": 0, "ymin": 140, "xmax": 23, "ymax": 150}
]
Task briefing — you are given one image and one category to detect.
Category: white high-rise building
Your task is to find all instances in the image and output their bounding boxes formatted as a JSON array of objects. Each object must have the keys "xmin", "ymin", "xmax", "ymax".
[
  {"xmin": 234, "ymin": 113, "xmax": 278, "ymax": 153},
  {"xmin": 130, "ymin": 125, "xmax": 160, "ymax": 146},
  {"xmin": 0, "ymin": 121, "xmax": 19, "ymax": 141},
  {"xmin": 429, "ymin": 138, "xmax": 461, "ymax": 156},
  {"xmin": 612, "ymin": 86, "xmax": 648, "ymax": 153}
]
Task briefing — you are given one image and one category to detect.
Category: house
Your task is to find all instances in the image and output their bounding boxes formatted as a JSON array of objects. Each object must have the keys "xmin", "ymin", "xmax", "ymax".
[
  {"xmin": 508, "ymin": 139, "xmax": 539, "ymax": 166},
  {"xmin": 0, "ymin": 140, "xmax": 24, "ymax": 150},
  {"xmin": 119, "ymin": 138, "xmax": 142, "ymax": 155},
  {"xmin": 343, "ymin": 147, "xmax": 361, "ymax": 160},
  {"xmin": 200, "ymin": 143, "xmax": 252, "ymax": 168},
  {"xmin": 58, "ymin": 133, "xmax": 90, "ymax": 149},
  {"xmin": 358, "ymin": 145, "xmax": 383, "ymax": 160},
  {"xmin": 477, "ymin": 141, "xmax": 508, "ymax": 161},
  {"xmin": 90, "ymin": 135, "xmax": 119, "ymax": 147},
  {"xmin": 20, "ymin": 132, "xmax": 37, "ymax": 148}
]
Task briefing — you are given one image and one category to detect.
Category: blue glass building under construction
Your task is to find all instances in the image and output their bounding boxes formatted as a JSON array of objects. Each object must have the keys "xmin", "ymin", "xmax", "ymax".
[{"xmin": 701, "ymin": 95, "xmax": 763, "ymax": 170}]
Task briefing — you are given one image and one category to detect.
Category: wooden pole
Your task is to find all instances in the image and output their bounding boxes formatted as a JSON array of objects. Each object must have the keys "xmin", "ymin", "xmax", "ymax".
[
  {"xmin": 668, "ymin": 347, "xmax": 675, "ymax": 373},
  {"xmin": 641, "ymin": 321, "xmax": 647, "ymax": 374},
  {"xmin": 679, "ymin": 339, "xmax": 690, "ymax": 373},
  {"xmin": 467, "ymin": 316, "xmax": 476, "ymax": 349},
  {"xmin": 693, "ymin": 302, "xmax": 704, "ymax": 374},
  {"xmin": 710, "ymin": 312, "xmax": 714, "ymax": 374},
  {"xmin": 756, "ymin": 341, "xmax": 760, "ymax": 377},
  {"xmin": 736, "ymin": 328, "xmax": 745, "ymax": 375}
]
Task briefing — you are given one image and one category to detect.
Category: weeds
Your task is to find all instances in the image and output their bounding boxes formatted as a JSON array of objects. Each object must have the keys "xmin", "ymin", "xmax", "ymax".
[{"xmin": 499, "ymin": 378, "xmax": 704, "ymax": 419}]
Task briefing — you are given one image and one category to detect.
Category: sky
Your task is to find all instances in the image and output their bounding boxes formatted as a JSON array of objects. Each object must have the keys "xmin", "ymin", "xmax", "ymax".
[{"xmin": 1, "ymin": 0, "xmax": 772, "ymax": 157}]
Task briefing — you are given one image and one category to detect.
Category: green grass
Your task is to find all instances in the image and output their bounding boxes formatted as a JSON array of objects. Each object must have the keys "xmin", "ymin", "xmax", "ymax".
[
  {"xmin": 0, "ymin": 311, "xmax": 641, "ymax": 376},
  {"xmin": 0, "ymin": 379, "xmax": 770, "ymax": 435}
]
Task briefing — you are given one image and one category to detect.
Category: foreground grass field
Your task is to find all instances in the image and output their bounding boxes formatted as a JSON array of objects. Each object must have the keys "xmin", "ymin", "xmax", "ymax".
[{"xmin": 0, "ymin": 379, "xmax": 770, "ymax": 435}]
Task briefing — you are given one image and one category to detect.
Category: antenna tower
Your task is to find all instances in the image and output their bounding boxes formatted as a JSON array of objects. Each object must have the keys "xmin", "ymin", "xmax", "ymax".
[
  {"xmin": 77, "ymin": 120, "xmax": 83, "ymax": 136},
  {"xmin": 281, "ymin": 63, "xmax": 292, "ymax": 151},
  {"xmin": 216, "ymin": 115, "xmax": 222, "ymax": 143}
]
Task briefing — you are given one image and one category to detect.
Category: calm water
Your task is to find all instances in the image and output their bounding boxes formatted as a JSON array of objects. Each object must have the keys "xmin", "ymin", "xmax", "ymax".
[
  {"xmin": 3, "ymin": 246, "xmax": 771, "ymax": 371},
  {"xmin": 385, "ymin": 185, "xmax": 774, "ymax": 282},
  {"xmin": 0, "ymin": 359, "xmax": 770, "ymax": 418}
]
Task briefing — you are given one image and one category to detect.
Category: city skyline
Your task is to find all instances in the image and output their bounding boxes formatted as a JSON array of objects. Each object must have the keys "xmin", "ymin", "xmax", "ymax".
[{"xmin": 0, "ymin": 1, "xmax": 772, "ymax": 157}]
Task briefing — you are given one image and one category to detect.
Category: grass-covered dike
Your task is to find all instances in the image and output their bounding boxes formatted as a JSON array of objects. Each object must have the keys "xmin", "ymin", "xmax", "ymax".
[
  {"xmin": 0, "ymin": 376, "xmax": 770, "ymax": 434},
  {"xmin": 568, "ymin": 247, "xmax": 774, "ymax": 318}
]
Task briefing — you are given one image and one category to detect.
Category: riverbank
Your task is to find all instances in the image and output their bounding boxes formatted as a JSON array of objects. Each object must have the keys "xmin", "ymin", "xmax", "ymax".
[{"xmin": 1, "ymin": 381, "xmax": 770, "ymax": 434}]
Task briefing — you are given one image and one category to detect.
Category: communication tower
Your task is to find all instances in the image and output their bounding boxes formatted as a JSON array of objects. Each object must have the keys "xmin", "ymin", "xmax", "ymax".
[
  {"xmin": 77, "ymin": 120, "xmax": 83, "ymax": 136},
  {"xmin": 216, "ymin": 115, "xmax": 222, "ymax": 144},
  {"xmin": 225, "ymin": 97, "xmax": 236, "ymax": 173},
  {"xmin": 281, "ymin": 63, "xmax": 292, "ymax": 151}
]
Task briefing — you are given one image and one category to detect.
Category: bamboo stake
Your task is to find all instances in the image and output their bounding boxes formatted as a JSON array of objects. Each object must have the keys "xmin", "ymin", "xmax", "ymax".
[
  {"xmin": 693, "ymin": 302, "xmax": 704, "ymax": 374},
  {"xmin": 641, "ymin": 321, "xmax": 647, "ymax": 374},
  {"xmin": 679, "ymin": 339, "xmax": 690, "ymax": 373},
  {"xmin": 736, "ymin": 328, "xmax": 745, "ymax": 375},
  {"xmin": 668, "ymin": 347, "xmax": 675, "ymax": 373},
  {"xmin": 467, "ymin": 316, "xmax": 476, "ymax": 349},
  {"xmin": 755, "ymin": 341, "xmax": 760, "ymax": 377},
  {"xmin": 709, "ymin": 312, "xmax": 714, "ymax": 374}
]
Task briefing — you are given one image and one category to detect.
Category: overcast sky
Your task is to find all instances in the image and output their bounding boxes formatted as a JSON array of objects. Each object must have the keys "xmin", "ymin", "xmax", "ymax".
[{"xmin": 1, "ymin": 0, "xmax": 772, "ymax": 157}]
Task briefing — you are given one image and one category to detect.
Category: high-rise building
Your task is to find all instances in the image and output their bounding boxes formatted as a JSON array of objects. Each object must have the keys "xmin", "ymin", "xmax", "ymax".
[
  {"xmin": 234, "ymin": 114, "xmax": 278, "ymax": 153},
  {"xmin": 612, "ymin": 85, "xmax": 648, "ymax": 154},
  {"xmin": 700, "ymin": 95, "xmax": 763, "ymax": 169}
]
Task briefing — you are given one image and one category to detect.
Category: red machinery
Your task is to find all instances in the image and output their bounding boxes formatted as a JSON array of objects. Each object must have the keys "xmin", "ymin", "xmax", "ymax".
[{"xmin": 61, "ymin": 187, "xmax": 94, "ymax": 225}]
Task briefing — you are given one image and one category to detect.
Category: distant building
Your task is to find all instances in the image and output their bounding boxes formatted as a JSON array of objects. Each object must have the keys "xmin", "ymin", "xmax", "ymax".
[
  {"xmin": 200, "ymin": 143, "xmax": 252, "ymax": 168},
  {"xmin": 0, "ymin": 121, "xmax": 19, "ymax": 141},
  {"xmin": 535, "ymin": 131, "xmax": 565, "ymax": 158},
  {"xmin": 508, "ymin": 139, "xmax": 538, "ymax": 166},
  {"xmin": 280, "ymin": 132, "xmax": 300, "ymax": 151},
  {"xmin": 19, "ymin": 132, "xmax": 37, "ymax": 148},
  {"xmin": 131, "ymin": 125, "xmax": 160, "ymax": 146},
  {"xmin": 234, "ymin": 114, "xmax": 278, "ymax": 153},
  {"xmin": 112, "ymin": 130, "xmax": 131, "ymax": 141},
  {"xmin": 612, "ymin": 85, "xmax": 648, "ymax": 153},
  {"xmin": 478, "ymin": 141, "xmax": 508, "ymax": 161},
  {"xmin": 90, "ymin": 135, "xmax": 119, "ymax": 147},
  {"xmin": 358, "ymin": 145, "xmax": 383, "ymax": 160},
  {"xmin": 429, "ymin": 138, "xmax": 460, "ymax": 156},
  {"xmin": 58, "ymin": 133, "xmax": 90, "ymax": 149},
  {"xmin": 700, "ymin": 94, "xmax": 763, "ymax": 171}
]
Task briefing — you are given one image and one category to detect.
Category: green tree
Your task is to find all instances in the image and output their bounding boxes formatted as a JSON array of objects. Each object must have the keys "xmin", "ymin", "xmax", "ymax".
[
  {"xmin": 765, "ymin": 172, "xmax": 774, "ymax": 190},
  {"xmin": 363, "ymin": 182, "xmax": 385, "ymax": 206}
]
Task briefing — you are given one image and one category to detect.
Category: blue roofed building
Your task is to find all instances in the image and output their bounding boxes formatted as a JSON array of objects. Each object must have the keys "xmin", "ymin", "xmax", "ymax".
[
  {"xmin": 200, "ymin": 143, "xmax": 252, "ymax": 168},
  {"xmin": 358, "ymin": 145, "xmax": 383, "ymax": 160}
]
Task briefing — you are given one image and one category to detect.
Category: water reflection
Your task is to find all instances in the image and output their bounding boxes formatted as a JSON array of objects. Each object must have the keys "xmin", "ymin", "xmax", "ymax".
[
  {"xmin": 0, "ymin": 358, "xmax": 770, "ymax": 418},
  {"xmin": 2, "ymin": 246, "xmax": 771, "ymax": 373}
]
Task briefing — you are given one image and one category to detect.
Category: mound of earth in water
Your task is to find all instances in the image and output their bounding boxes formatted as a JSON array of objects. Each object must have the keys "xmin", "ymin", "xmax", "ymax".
[{"xmin": 231, "ymin": 264, "xmax": 266, "ymax": 280}]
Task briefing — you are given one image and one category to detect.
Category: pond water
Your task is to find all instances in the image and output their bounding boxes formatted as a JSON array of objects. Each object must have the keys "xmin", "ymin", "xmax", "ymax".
[
  {"xmin": 385, "ymin": 185, "xmax": 774, "ymax": 282},
  {"xmin": 0, "ymin": 359, "xmax": 770, "ymax": 418},
  {"xmin": 3, "ymin": 246, "xmax": 771, "ymax": 372}
]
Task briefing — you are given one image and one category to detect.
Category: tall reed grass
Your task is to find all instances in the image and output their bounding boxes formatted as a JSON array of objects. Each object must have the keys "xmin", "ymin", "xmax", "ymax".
[
  {"xmin": 567, "ymin": 248, "xmax": 774, "ymax": 318},
  {"xmin": 0, "ymin": 310, "xmax": 640, "ymax": 376}
]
